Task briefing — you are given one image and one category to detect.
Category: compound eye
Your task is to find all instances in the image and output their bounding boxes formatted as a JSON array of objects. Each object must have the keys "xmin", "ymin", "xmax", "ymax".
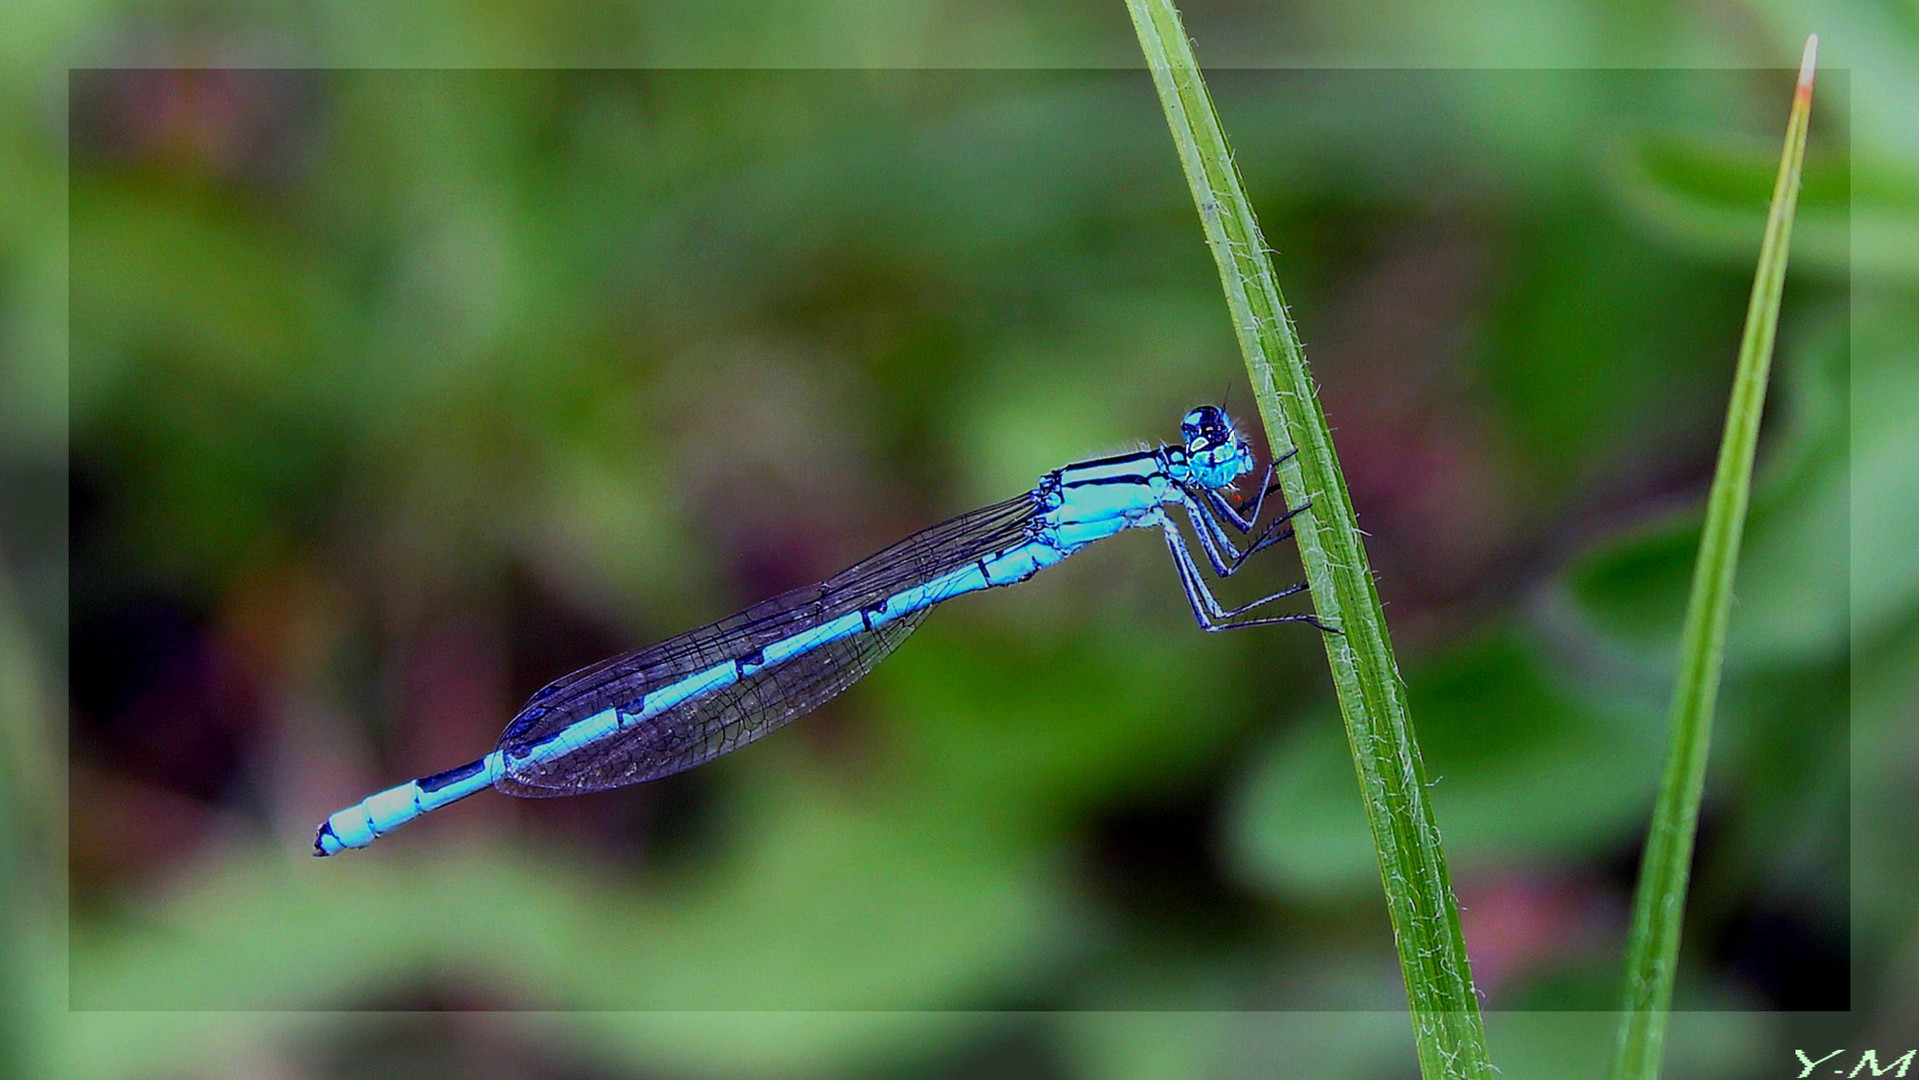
[{"xmin": 1183, "ymin": 405, "xmax": 1225, "ymax": 441}]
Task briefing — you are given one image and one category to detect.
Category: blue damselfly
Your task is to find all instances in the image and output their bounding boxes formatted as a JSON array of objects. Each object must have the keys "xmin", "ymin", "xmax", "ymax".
[{"xmin": 314, "ymin": 406, "xmax": 1328, "ymax": 855}]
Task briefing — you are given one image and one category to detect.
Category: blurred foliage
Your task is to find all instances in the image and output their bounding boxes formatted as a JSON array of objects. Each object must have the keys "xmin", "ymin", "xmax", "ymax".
[
  {"xmin": 2, "ymin": 1, "xmax": 1913, "ymax": 1079},
  {"xmin": 1231, "ymin": 630, "xmax": 1671, "ymax": 896}
]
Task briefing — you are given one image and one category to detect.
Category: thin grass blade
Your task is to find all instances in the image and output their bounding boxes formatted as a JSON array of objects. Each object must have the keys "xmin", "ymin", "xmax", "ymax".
[
  {"xmin": 1123, "ymin": 3, "xmax": 1493, "ymax": 1077},
  {"xmin": 1610, "ymin": 34, "xmax": 1820, "ymax": 1080}
]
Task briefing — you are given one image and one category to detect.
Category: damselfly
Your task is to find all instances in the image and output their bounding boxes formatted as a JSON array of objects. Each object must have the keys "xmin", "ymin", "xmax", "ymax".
[{"xmin": 314, "ymin": 406, "xmax": 1330, "ymax": 855}]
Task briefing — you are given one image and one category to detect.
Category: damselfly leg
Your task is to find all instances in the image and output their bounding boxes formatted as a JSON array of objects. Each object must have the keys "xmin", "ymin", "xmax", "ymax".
[
  {"xmin": 1158, "ymin": 518, "xmax": 1333, "ymax": 633},
  {"xmin": 1181, "ymin": 448, "xmax": 1308, "ymax": 577},
  {"xmin": 1204, "ymin": 447, "xmax": 1298, "ymax": 534},
  {"xmin": 1183, "ymin": 495, "xmax": 1307, "ymax": 577}
]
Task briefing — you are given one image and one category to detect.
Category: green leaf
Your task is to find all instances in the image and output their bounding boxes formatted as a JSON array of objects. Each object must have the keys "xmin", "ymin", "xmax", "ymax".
[
  {"xmin": 1124, "ymin": 2, "xmax": 1492, "ymax": 1076},
  {"xmin": 1559, "ymin": 322, "xmax": 1849, "ymax": 673},
  {"xmin": 1608, "ymin": 127, "xmax": 1919, "ymax": 283},
  {"xmin": 1610, "ymin": 36, "xmax": 1819, "ymax": 1080}
]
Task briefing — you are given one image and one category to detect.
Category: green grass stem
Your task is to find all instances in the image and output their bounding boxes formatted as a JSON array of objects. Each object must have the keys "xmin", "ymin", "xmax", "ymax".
[
  {"xmin": 1610, "ymin": 34, "xmax": 1820, "ymax": 1080},
  {"xmin": 1124, "ymin": 3, "xmax": 1492, "ymax": 1077}
]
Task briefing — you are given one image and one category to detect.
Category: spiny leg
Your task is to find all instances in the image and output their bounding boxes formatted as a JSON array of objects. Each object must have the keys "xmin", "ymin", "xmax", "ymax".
[
  {"xmin": 1167, "ymin": 522, "xmax": 1308, "ymax": 619},
  {"xmin": 1160, "ymin": 519, "xmax": 1322, "ymax": 632},
  {"xmin": 1164, "ymin": 531, "xmax": 1332, "ymax": 633},
  {"xmin": 1198, "ymin": 498, "xmax": 1306, "ymax": 574},
  {"xmin": 1207, "ymin": 447, "xmax": 1299, "ymax": 534},
  {"xmin": 1200, "ymin": 481, "xmax": 1302, "ymax": 544},
  {"xmin": 1186, "ymin": 449, "xmax": 1305, "ymax": 567},
  {"xmin": 1230, "ymin": 503, "xmax": 1308, "ymax": 569},
  {"xmin": 1182, "ymin": 497, "xmax": 1241, "ymax": 577},
  {"xmin": 1184, "ymin": 497, "xmax": 1277, "ymax": 578},
  {"xmin": 1211, "ymin": 460, "xmax": 1275, "ymax": 534},
  {"xmin": 1184, "ymin": 495, "xmax": 1309, "ymax": 576},
  {"xmin": 1228, "ymin": 447, "xmax": 1300, "ymax": 526}
]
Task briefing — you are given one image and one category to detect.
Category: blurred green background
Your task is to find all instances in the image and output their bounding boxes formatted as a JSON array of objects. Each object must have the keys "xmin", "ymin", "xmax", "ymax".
[{"xmin": 5, "ymin": 1, "xmax": 1915, "ymax": 1078}]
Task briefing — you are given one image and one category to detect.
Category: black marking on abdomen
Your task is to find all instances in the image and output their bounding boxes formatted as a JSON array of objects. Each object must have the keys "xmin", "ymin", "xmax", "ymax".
[{"xmin": 418, "ymin": 759, "xmax": 487, "ymax": 793}]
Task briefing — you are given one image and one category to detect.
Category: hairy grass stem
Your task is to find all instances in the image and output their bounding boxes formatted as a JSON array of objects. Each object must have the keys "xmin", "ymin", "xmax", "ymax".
[{"xmin": 1124, "ymin": 3, "xmax": 1493, "ymax": 1076}]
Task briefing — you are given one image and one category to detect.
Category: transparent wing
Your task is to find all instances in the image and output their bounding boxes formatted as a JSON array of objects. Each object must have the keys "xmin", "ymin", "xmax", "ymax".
[
  {"xmin": 496, "ymin": 603, "xmax": 932, "ymax": 794},
  {"xmin": 494, "ymin": 492, "xmax": 1037, "ymax": 796}
]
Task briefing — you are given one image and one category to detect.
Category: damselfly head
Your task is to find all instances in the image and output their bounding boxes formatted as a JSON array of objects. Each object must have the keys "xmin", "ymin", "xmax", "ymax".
[{"xmin": 1180, "ymin": 405, "xmax": 1254, "ymax": 490}]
